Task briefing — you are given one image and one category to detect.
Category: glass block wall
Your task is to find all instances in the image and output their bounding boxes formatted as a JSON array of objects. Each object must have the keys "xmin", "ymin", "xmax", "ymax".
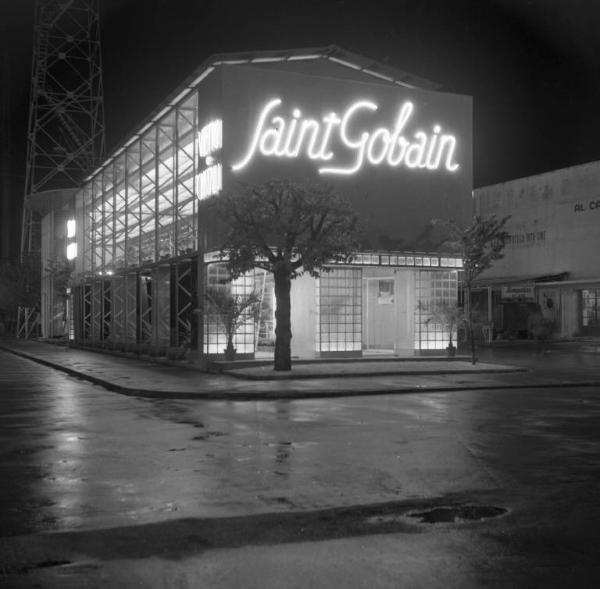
[
  {"xmin": 317, "ymin": 268, "xmax": 362, "ymax": 353},
  {"xmin": 414, "ymin": 269, "xmax": 459, "ymax": 351},
  {"xmin": 204, "ymin": 263, "xmax": 256, "ymax": 355},
  {"xmin": 255, "ymin": 269, "xmax": 275, "ymax": 348}
]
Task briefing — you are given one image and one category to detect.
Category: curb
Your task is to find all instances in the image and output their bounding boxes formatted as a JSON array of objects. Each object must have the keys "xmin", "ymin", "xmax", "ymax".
[
  {"xmin": 222, "ymin": 367, "xmax": 527, "ymax": 381},
  {"xmin": 2, "ymin": 344, "xmax": 600, "ymax": 401}
]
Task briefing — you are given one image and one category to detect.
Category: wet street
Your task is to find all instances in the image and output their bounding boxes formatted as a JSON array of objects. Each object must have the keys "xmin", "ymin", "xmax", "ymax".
[{"xmin": 2, "ymin": 348, "xmax": 600, "ymax": 587}]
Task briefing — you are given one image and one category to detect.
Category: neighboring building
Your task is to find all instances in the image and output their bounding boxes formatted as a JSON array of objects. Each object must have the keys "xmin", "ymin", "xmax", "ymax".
[
  {"xmin": 474, "ymin": 161, "xmax": 600, "ymax": 340},
  {"xmin": 42, "ymin": 46, "xmax": 473, "ymax": 358}
]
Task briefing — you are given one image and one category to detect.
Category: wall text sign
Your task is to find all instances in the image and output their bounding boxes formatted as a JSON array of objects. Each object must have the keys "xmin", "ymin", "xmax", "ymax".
[{"xmin": 232, "ymin": 98, "xmax": 460, "ymax": 175}]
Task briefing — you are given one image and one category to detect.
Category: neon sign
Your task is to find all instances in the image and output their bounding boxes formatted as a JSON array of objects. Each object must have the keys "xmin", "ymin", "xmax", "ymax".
[
  {"xmin": 66, "ymin": 218, "xmax": 77, "ymax": 260},
  {"xmin": 197, "ymin": 119, "xmax": 222, "ymax": 199},
  {"xmin": 232, "ymin": 98, "xmax": 460, "ymax": 175}
]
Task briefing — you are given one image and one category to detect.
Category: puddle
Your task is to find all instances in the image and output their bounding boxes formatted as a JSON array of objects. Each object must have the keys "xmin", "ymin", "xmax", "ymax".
[
  {"xmin": 407, "ymin": 504, "xmax": 508, "ymax": 523},
  {"xmin": 365, "ymin": 504, "xmax": 508, "ymax": 526},
  {"xmin": 20, "ymin": 559, "xmax": 72, "ymax": 573}
]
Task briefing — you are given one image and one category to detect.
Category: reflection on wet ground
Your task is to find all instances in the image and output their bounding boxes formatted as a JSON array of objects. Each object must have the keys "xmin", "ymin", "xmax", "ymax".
[
  {"xmin": 3, "ymin": 348, "xmax": 600, "ymax": 536},
  {"xmin": 2, "ymin": 349, "xmax": 600, "ymax": 587}
]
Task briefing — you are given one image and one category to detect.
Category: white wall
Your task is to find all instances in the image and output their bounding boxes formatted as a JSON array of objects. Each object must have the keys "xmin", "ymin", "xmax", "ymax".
[
  {"xmin": 290, "ymin": 274, "xmax": 317, "ymax": 358},
  {"xmin": 474, "ymin": 161, "xmax": 600, "ymax": 281}
]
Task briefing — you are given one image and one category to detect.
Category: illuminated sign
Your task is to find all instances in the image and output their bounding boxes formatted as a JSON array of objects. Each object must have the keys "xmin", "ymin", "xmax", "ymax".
[
  {"xmin": 66, "ymin": 243, "xmax": 77, "ymax": 260},
  {"xmin": 66, "ymin": 219, "xmax": 76, "ymax": 238},
  {"xmin": 232, "ymin": 98, "xmax": 460, "ymax": 175},
  {"xmin": 66, "ymin": 218, "xmax": 77, "ymax": 260},
  {"xmin": 501, "ymin": 285, "xmax": 535, "ymax": 301},
  {"xmin": 197, "ymin": 119, "xmax": 222, "ymax": 200}
]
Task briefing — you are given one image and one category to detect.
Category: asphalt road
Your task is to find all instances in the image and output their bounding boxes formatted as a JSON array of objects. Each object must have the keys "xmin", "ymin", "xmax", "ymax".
[{"xmin": 1, "ymin": 349, "xmax": 600, "ymax": 587}]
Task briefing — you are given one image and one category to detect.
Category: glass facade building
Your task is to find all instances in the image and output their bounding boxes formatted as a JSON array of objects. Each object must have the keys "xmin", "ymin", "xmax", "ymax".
[{"xmin": 45, "ymin": 46, "xmax": 472, "ymax": 357}]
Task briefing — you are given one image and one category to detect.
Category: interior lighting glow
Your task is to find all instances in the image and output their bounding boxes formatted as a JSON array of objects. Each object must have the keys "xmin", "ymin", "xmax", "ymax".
[
  {"xmin": 66, "ymin": 219, "xmax": 76, "ymax": 238},
  {"xmin": 287, "ymin": 54, "xmax": 321, "ymax": 60},
  {"xmin": 198, "ymin": 120, "xmax": 222, "ymax": 156},
  {"xmin": 328, "ymin": 57, "xmax": 362, "ymax": 70},
  {"xmin": 362, "ymin": 69, "xmax": 394, "ymax": 82},
  {"xmin": 199, "ymin": 164, "xmax": 222, "ymax": 200},
  {"xmin": 197, "ymin": 119, "xmax": 223, "ymax": 200},
  {"xmin": 66, "ymin": 242, "xmax": 77, "ymax": 260},
  {"xmin": 214, "ymin": 59, "xmax": 248, "ymax": 65},
  {"xmin": 394, "ymin": 80, "xmax": 417, "ymax": 89},
  {"xmin": 232, "ymin": 98, "xmax": 460, "ymax": 175},
  {"xmin": 251, "ymin": 57, "xmax": 284, "ymax": 63}
]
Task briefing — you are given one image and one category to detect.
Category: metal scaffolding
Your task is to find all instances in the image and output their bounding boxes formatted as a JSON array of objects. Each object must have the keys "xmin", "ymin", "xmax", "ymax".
[{"xmin": 21, "ymin": 0, "xmax": 105, "ymax": 258}]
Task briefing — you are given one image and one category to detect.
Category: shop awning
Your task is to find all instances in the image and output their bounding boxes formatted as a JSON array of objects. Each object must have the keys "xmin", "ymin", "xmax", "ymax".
[{"xmin": 472, "ymin": 272, "xmax": 569, "ymax": 288}]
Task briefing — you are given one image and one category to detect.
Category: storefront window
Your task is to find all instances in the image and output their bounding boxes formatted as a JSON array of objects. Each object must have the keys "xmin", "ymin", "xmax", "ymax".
[
  {"xmin": 255, "ymin": 269, "xmax": 275, "ymax": 349},
  {"xmin": 415, "ymin": 270, "xmax": 459, "ymax": 351},
  {"xmin": 204, "ymin": 264, "xmax": 256, "ymax": 355},
  {"xmin": 582, "ymin": 289, "xmax": 600, "ymax": 329},
  {"xmin": 318, "ymin": 268, "xmax": 362, "ymax": 353}
]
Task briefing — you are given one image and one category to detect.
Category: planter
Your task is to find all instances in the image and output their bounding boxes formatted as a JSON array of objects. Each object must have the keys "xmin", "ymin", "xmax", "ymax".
[
  {"xmin": 224, "ymin": 344, "xmax": 237, "ymax": 361},
  {"xmin": 446, "ymin": 343, "xmax": 457, "ymax": 357}
]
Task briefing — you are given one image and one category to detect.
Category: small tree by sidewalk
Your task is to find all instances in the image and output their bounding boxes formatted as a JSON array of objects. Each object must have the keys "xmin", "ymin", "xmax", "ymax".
[
  {"xmin": 423, "ymin": 302, "xmax": 465, "ymax": 357},
  {"xmin": 432, "ymin": 215, "xmax": 510, "ymax": 364},
  {"xmin": 203, "ymin": 287, "xmax": 260, "ymax": 361}
]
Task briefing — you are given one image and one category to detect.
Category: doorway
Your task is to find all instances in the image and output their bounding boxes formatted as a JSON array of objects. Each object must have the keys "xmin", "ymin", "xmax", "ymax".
[{"xmin": 363, "ymin": 277, "xmax": 395, "ymax": 352}]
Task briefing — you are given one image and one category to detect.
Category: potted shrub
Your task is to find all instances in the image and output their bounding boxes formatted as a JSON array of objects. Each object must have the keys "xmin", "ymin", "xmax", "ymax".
[
  {"xmin": 204, "ymin": 287, "xmax": 260, "ymax": 361},
  {"xmin": 423, "ymin": 302, "xmax": 465, "ymax": 357}
]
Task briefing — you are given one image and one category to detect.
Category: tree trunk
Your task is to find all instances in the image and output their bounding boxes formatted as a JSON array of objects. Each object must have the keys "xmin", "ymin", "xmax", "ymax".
[
  {"xmin": 273, "ymin": 269, "xmax": 292, "ymax": 371},
  {"xmin": 224, "ymin": 335, "xmax": 236, "ymax": 361},
  {"xmin": 467, "ymin": 285, "xmax": 477, "ymax": 365}
]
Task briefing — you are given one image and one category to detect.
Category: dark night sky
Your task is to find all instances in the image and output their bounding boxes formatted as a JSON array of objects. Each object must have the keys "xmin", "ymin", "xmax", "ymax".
[{"xmin": 2, "ymin": 0, "xmax": 600, "ymax": 255}]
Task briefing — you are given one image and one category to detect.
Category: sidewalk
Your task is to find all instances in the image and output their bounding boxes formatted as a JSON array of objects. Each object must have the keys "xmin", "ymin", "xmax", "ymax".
[{"xmin": 1, "ymin": 337, "xmax": 599, "ymax": 400}]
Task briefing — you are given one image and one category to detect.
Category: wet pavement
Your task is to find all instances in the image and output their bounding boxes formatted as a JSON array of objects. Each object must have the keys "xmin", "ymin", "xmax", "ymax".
[
  {"xmin": 1, "ymin": 345, "xmax": 600, "ymax": 587},
  {"xmin": 1, "ymin": 337, "xmax": 600, "ymax": 399}
]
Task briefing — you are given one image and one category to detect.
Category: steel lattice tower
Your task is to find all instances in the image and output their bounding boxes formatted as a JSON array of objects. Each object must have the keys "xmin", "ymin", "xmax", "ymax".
[{"xmin": 21, "ymin": 0, "xmax": 105, "ymax": 258}]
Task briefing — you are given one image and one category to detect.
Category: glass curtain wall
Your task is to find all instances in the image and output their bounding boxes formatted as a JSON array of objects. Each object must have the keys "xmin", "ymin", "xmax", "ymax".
[{"xmin": 75, "ymin": 92, "xmax": 199, "ymax": 351}]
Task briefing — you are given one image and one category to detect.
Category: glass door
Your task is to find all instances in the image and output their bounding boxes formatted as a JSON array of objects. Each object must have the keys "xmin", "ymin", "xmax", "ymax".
[{"xmin": 363, "ymin": 278, "xmax": 395, "ymax": 352}]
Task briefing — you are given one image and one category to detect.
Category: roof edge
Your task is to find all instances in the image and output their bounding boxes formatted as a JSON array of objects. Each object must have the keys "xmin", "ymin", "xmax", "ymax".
[{"xmin": 85, "ymin": 45, "xmax": 442, "ymax": 184}]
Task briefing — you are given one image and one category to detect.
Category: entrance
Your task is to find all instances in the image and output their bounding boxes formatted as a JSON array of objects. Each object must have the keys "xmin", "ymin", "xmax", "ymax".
[
  {"xmin": 363, "ymin": 277, "xmax": 395, "ymax": 352},
  {"xmin": 581, "ymin": 288, "xmax": 600, "ymax": 335}
]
